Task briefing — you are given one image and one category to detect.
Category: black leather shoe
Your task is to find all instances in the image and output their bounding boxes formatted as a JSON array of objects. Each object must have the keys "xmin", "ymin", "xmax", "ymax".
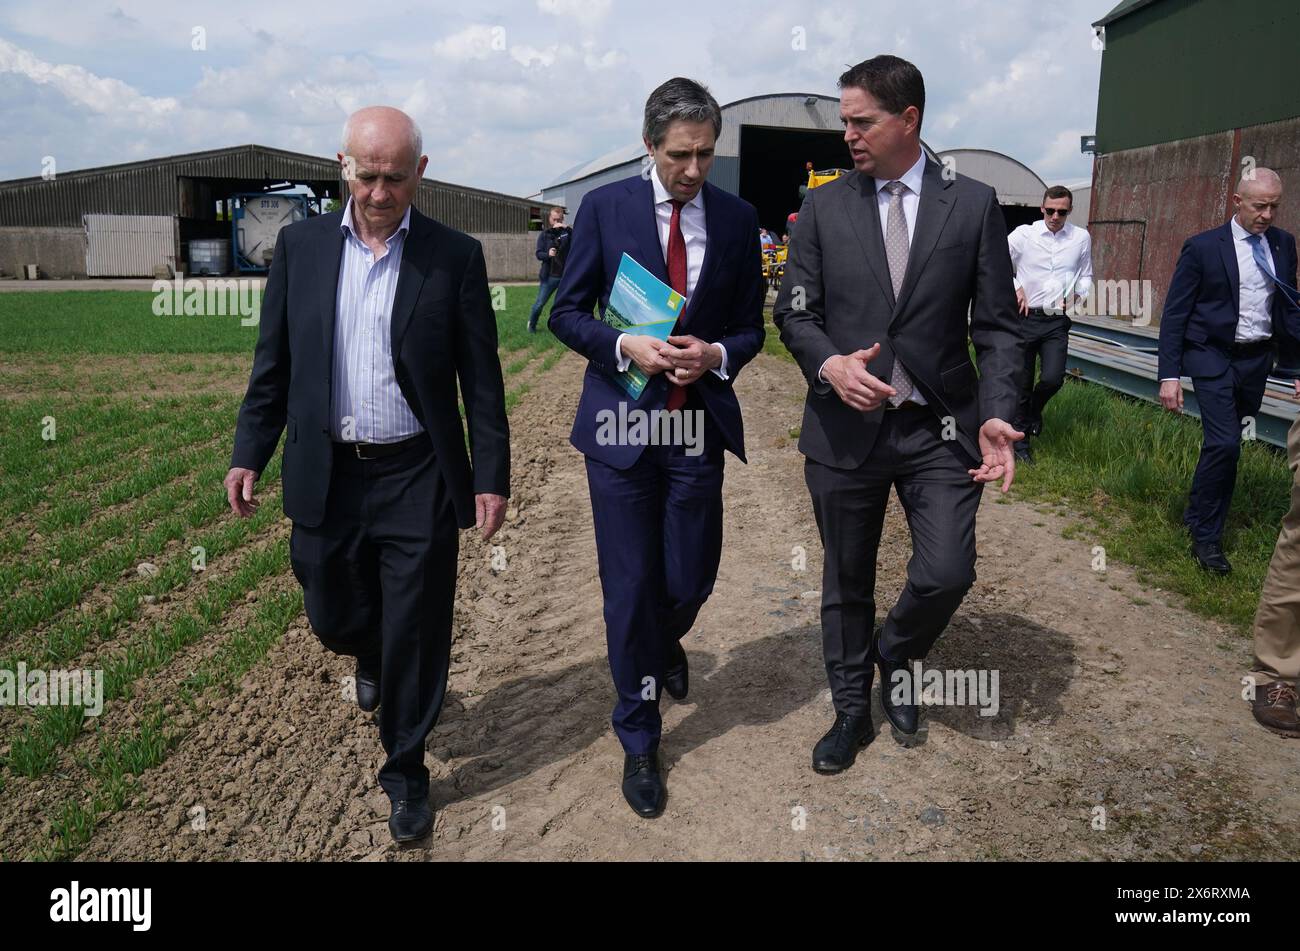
[
  {"xmin": 621, "ymin": 753, "xmax": 666, "ymax": 817},
  {"xmin": 877, "ymin": 653, "xmax": 920, "ymax": 735},
  {"xmin": 1013, "ymin": 442, "xmax": 1034, "ymax": 464},
  {"xmin": 664, "ymin": 643, "xmax": 689, "ymax": 700},
  {"xmin": 388, "ymin": 797, "xmax": 433, "ymax": 842},
  {"xmin": 355, "ymin": 655, "xmax": 380, "ymax": 712},
  {"xmin": 1191, "ymin": 540, "xmax": 1231, "ymax": 574},
  {"xmin": 812, "ymin": 712, "xmax": 873, "ymax": 774}
]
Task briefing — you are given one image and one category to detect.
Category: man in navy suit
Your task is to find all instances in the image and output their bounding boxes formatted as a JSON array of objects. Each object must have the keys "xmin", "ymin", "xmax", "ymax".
[
  {"xmin": 548, "ymin": 77, "xmax": 765, "ymax": 817},
  {"xmin": 1159, "ymin": 168, "xmax": 1300, "ymax": 574}
]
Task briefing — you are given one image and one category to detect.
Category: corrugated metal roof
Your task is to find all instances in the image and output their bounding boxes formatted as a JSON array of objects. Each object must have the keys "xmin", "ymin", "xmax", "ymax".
[
  {"xmin": 935, "ymin": 148, "xmax": 1047, "ymax": 206},
  {"xmin": 542, "ymin": 93, "xmax": 841, "ymax": 191},
  {"xmin": 0, "ymin": 144, "xmax": 538, "ymax": 233}
]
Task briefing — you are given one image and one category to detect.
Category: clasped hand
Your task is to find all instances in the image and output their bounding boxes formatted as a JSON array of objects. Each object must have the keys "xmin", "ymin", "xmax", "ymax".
[{"xmin": 620, "ymin": 334, "xmax": 720, "ymax": 386}]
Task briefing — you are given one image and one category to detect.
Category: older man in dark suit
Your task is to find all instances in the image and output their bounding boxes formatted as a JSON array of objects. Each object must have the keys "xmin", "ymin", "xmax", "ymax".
[
  {"xmin": 1158, "ymin": 168, "xmax": 1300, "ymax": 575},
  {"xmin": 775, "ymin": 55, "xmax": 1024, "ymax": 773},
  {"xmin": 225, "ymin": 106, "xmax": 509, "ymax": 843}
]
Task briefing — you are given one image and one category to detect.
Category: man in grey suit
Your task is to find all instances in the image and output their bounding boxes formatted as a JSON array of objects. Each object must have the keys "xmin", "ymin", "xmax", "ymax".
[{"xmin": 774, "ymin": 55, "xmax": 1025, "ymax": 773}]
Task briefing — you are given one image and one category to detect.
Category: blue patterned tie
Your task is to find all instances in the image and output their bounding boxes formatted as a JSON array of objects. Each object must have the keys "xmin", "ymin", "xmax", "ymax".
[{"xmin": 1246, "ymin": 232, "xmax": 1300, "ymax": 307}]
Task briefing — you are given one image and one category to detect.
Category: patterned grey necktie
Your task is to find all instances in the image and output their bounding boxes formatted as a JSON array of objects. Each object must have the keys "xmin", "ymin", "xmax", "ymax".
[{"xmin": 883, "ymin": 180, "xmax": 915, "ymax": 406}]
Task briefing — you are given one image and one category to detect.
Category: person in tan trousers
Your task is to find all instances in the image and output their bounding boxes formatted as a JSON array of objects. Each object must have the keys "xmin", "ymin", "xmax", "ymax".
[{"xmin": 1251, "ymin": 409, "xmax": 1300, "ymax": 736}]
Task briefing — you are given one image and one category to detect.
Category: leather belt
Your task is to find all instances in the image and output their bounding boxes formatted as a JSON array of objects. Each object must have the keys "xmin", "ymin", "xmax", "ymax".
[
  {"xmin": 1025, "ymin": 306, "xmax": 1067, "ymax": 318},
  {"xmin": 1231, "ymin": 337, "xmax": 1273, "ymax": 357},
  {"xmin": 883, "ymin": 400, "xmax": 928, "ymax": 412},
  {"xmin": 332, "ymin": 433, "xmax": 427, "ymax": 460}
]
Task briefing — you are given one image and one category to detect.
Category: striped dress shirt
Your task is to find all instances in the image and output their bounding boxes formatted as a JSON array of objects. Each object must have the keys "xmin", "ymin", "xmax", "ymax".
[{"xmin": 330, "ymin": 200, "xmax": 424, "ymax": 443}]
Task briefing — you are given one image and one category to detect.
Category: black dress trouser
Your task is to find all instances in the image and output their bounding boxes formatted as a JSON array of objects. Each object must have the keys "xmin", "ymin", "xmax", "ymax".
[
  {"xmin": 289, "ymin": 433, "xmax": 459, "ymax": 802},
  {"xmin": 806, "ymin": 405, "xmax": 983, "ymax": 718},
  {"xmin": 1015, "ymin": 312, "xmax": 1071, "ymax": 438}
]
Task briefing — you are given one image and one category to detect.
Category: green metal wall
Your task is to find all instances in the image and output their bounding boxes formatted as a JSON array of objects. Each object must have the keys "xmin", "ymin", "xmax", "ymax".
[{"xmin": 1095, "ymin": 0, "xmax": 1300, "ymax": 153}]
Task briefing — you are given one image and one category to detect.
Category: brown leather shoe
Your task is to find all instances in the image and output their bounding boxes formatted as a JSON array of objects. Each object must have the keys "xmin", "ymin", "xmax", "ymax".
[{"xmin": 1251, "ymin": 681, "xmax": 1300, "ymax": 737}]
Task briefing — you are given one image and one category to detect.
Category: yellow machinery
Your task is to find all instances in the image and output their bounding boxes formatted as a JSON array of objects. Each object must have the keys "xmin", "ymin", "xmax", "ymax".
[
  {"xmin": 805, "ymin": 163, "xmax": 848, "ymax": 192},
  {"xmin": 764, "ymin": 163, "xmax": 849, "ymax": 292},
  {"xmin": 761, "ymin": 244, "xmax": 787, "ymax": 292}
]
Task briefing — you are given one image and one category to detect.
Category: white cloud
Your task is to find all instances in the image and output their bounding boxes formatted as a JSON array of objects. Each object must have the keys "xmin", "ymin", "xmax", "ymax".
[
  {"xmin": 433, "ymin": 24, "xmax": 509, "ymax": 62},
  {"xmin": 537, "ymin": 0, "xmax": 612, "ymax": 21},
  {"xmin": 0, "ymin": 36, "xmax": 177, "ymax": 117},
  {"xmin": 0, "ymin": 0, "xmax": 1103, "ymax": 195}
]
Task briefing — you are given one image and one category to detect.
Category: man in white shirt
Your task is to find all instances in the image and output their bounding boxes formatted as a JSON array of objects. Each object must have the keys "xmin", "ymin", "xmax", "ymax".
[{"xmin": 1007, "ymin": 185, "xmax": 1093, "ymax": 462}]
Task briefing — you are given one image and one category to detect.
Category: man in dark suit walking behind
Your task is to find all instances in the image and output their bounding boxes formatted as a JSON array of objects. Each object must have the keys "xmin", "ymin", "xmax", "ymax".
[
  {"xmin": 1158, "ymin": 168, "xmax": 1300, "ymax": 575},
  {"xmin": 225, "ymin": 106, "xmax": 510, "ymax": 843},
  {"xmin": 774, "ymin": 55, "xmax": 1025, "ymax": 773}
]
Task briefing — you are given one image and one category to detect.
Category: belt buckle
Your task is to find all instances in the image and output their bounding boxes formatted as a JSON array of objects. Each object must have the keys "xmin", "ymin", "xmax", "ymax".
[{"xmin": 354, "ymin": 442, "xmax": 372, "ymax": 460}]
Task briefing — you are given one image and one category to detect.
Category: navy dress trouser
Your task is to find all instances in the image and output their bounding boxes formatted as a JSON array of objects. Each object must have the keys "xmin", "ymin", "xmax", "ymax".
[
  {"xmin": 1185, "ymin": 348, "xmax": 1274, "ymax": 543},
  {"xmin": 583, "ymin": 407, "xmax": 724, "ymax": 755},
  {"xmin": 1184, "ymin": 348, "xmax": 1273, "ymax": 544}
]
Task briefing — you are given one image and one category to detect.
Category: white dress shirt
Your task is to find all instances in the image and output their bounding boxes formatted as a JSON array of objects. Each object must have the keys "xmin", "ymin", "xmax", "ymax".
[
  {"xmin": 1231, "ymin": 215, "xmax": 1276, "ymax": 343},
  {"xmin": 614, "ymin": 168, "xmax": 728, "ymax": 381},
  {"xmin": 1008, "ymin": 219, "xmax": 1093, "ymax": 307},
  {"xmin": 330, "ymin": 199, "xmax": 424, "ymax": 442},
  {"xmin": 817, "ymin": 147, "xmax": 929, "ymax": 405},
  {"xmin": 1159, "ymin": 217, "xmax": 1276, "ymax": 381}
]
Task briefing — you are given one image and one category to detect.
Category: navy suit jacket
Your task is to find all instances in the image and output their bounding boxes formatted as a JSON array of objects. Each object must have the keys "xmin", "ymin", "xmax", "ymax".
[
  {"xmin": 230, "ymin": 207, "xmax": 510, "ymax": 530},
  {"xmin": 548, "ymin": 176, "xmax": 766, "ymax": 468},
  {"xmin": 1158, "ymin": 222, "xmax": 1300, "ymax": 380}
]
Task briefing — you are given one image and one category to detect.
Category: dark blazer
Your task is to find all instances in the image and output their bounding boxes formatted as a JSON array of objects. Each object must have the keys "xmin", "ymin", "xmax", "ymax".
[
  {"xmin": 773, "ymin": 159, "xmax": 1024, "ymax": 468},
  {"xmin": 1157, "ymin": 222, "xmax": 1300, "ymax": 380},
  {"xmin": 547, "ymin": 176, "xmax": 766, "ymax": 468},
  {"xmin": 230, "ymin": 206, "xmax": 510, "ymax": 530},
  {"xmin": 535, "ymin": 226, "xmax": 571, "ymax": 281}
]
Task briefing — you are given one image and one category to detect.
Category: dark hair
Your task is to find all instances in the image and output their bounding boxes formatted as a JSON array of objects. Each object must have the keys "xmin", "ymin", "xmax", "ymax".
[
  {"xmin": 1043, "ymin": 185, "xmax": 1073, "ymax": 205},
  {"xmin": 838, "ymin": 55, "xmax": 925, "ymax": 130},
  {"xmin": 643, "ymin": 77, "xmax": 722, "ymax": 147}
]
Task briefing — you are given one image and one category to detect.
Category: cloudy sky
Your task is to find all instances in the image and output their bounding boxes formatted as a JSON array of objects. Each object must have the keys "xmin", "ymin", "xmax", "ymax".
[{"xmin": 0, "ymin": 0, "xmax": 1110, "ymax": 196}]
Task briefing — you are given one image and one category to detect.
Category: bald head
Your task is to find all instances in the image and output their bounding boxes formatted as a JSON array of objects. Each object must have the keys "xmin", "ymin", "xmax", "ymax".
[
  {"xmin": 1233, "ymin": 167, "xmax": 1283, "ymax": 235},
  {"xmin": 342, "ymin": 106, "xmax": 423, "ymax": 166},
  {"xmin": 1236, "ymin": 167, "xmax": 1282, "ymax": 197},
  {"xmin": 338, "ymin": 106, "xmax": 428, "ymax": 241}
]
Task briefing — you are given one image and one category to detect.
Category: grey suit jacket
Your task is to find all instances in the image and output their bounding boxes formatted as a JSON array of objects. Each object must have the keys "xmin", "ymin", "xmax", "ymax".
[{"xmin": 773, "ymin": 158, "xmax": 1025, "ymax": 468}]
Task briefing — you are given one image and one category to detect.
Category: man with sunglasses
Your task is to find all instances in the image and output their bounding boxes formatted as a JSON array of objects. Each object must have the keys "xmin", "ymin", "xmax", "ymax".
[{"xmin": 1007, "ymin": 186, "xmax": 1092, "ymax": 462}]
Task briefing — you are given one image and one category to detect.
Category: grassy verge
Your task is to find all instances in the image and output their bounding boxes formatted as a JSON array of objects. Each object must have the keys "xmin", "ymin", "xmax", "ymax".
[
  {"xmin": 762, "ymin": 301, "xmax": 1290, "ymax": 635},
  {"xmin": 1009, "ymin": 377, "xmax": 1289, "ymax": 633}
]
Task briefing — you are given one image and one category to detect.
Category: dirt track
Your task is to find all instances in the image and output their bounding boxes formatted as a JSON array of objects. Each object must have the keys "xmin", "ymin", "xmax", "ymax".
[{"xmin": 77, "ymin": 350, "xmax": 1300, "ymax": 861}]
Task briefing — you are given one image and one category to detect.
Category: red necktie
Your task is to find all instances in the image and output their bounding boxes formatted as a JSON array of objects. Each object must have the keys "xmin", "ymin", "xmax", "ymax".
[{"xmin": 666, "ymin": 199, "xmax": 688, "ymax": 412}]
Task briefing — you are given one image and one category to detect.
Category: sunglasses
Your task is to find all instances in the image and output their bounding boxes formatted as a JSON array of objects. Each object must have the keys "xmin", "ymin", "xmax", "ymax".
[{"xmin": 1044, "ymin": 208, "xmax": 1070, "ymax": 218}]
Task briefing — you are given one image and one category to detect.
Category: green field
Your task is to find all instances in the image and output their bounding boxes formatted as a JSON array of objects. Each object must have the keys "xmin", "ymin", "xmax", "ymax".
[
  {"xmin": 2, "ymin": 289, "xmax": 1294, "ymax": 859},
  {"xmin": 0, "ymin": 285, "xmax": 563, "ymax": 860}
]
